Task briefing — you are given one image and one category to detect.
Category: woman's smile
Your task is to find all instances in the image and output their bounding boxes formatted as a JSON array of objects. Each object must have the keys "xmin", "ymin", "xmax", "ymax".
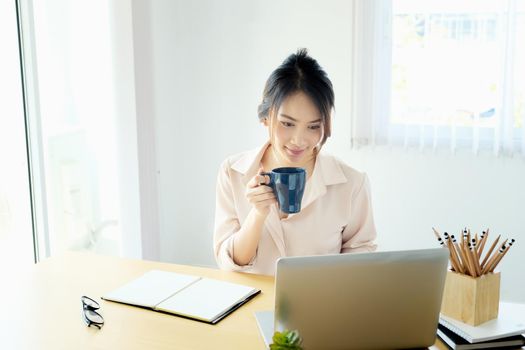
[{"xmin": 284, "ymin": 146, "xmax": 306, "ymax": 159}]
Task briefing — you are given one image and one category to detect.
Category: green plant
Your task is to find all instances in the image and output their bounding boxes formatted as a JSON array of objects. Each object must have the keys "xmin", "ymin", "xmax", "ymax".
[{"xmin": 269, "ymin": 329, "xmax": 303, "ymax": 350}]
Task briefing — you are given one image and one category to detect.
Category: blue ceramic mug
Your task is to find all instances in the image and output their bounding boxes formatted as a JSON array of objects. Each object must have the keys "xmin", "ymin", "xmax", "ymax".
[{"xmin": 262, "ymin": 167, "xmax": 306, "ymax": 214}]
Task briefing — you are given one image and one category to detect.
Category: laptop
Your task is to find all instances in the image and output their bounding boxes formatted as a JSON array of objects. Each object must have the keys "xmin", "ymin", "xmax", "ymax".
[{"xmin": 255, "ymin": 248, "xmax": 449, "ymax": 350}]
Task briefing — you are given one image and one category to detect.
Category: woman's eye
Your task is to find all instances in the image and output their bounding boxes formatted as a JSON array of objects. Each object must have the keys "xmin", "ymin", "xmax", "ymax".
[
  {"xmin": 280, "ymin": 121, "xmax": 294, "ymax": 127},
  {"xmin": 309, "ymin": 124, "xmax": 321, "ymax": 130}
]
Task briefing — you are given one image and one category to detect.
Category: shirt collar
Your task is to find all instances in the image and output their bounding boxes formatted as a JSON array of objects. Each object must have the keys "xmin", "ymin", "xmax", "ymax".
[
  {"xmin": 230, "ymin": 142, "xmax": 270, "ymax": 180},
  {"xmin": 230, "ymin": 142, "xmax": 347, "ymax": 187}
]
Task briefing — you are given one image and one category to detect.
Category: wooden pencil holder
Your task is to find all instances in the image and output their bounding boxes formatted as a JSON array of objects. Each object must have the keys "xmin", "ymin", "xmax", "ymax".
[{"xmin": 441, "ymin": 271, "xmax": 500, "ymax": 326}]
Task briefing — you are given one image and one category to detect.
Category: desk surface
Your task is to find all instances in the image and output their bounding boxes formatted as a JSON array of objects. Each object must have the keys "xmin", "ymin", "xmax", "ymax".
[{"xmin": 0, "ymin": 252, "xmax": 495, "ymax": 350}]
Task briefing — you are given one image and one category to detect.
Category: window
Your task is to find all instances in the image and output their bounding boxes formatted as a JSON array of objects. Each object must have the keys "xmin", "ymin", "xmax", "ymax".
[
  {"xmin": 17, "ymin": 0, "xmax": 145, "ymax": 261},
  {"xmin": 0, "ymin": 0, "xmax": 34, "ymax": 266},
  {"xmin": 392, "ymin": 11, "xmax": 500, "ymax": 127},
  {"xmin": 351, "ymin": 0, "xmax": 525, "ymax": 155},
  {"xmin": 20, "ymin": 1, "xmax": 122, "ymax": 258}
]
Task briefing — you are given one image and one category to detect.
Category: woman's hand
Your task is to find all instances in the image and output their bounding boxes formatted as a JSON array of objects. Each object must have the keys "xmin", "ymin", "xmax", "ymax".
[{"xmin": 245, "ymin": 168, "xmax": 277, "ymax": 217}]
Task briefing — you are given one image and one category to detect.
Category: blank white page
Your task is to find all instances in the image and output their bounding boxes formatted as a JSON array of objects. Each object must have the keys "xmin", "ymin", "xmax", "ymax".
[
  {"xmin": 156, "ymin": 278, "xmax": 256, "ymax": 322},
  {"xmin": 103, "ymin": 270, "xmax": 200, "ymax": 308}
]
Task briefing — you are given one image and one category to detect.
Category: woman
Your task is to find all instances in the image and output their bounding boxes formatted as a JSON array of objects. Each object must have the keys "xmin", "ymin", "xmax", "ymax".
[{"xmin": 214, "ymin": 49, "xmax": 377, "ymax": 275}]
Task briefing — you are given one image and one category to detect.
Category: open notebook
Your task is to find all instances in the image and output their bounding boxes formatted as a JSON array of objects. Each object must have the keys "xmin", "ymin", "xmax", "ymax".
[{"xmin": 102, "ymin": 270, "xmax": 260, "ymax": 324}]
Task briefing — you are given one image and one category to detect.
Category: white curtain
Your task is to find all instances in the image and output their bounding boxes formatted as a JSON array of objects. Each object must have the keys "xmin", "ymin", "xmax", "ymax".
[{"xmin": 351, "ymin": 0, "xmax": 525, "ymax": 156}]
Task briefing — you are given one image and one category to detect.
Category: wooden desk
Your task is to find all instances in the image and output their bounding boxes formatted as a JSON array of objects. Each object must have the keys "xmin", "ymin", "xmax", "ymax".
[
  {"xmin": 1, "ymin": 252, "xmax": 274, "ymax": 349},
  {"xmin": 0, "ymin": 252, "xmax": 516, "ymax": 349}
]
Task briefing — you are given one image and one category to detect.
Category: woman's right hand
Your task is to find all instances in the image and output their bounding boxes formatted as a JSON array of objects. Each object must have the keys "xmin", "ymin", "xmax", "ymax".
[{"xmin": 245, "ymin": 168, "xmax": 277, "ymax": 217}]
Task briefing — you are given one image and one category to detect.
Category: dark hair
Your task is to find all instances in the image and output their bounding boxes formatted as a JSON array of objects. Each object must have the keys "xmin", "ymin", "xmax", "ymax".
[{"xmin": 257, "ymin": 48, "xmax": 334, "ymax": 146}]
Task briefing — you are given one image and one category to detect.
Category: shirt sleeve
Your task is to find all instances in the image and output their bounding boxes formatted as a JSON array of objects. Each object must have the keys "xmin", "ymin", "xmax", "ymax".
[
  {"xmin": 341, "ymin": 173, "xmax": 378, "ymax": 254},
  {"xmin": 213, "ymin": 160, "xmax": 257, "ymax": 271}
]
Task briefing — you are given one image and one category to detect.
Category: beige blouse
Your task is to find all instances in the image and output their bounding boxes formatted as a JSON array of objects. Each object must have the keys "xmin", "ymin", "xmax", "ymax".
[{"xmin": 213, "ymin": 142, "xmax": 377, "ymax": 275}]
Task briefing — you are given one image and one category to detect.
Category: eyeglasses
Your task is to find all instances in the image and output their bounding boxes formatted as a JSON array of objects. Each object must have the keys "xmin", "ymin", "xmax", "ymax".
[{"xmin": 81, "ymin": 296, "xmax": 104, "ymax": 329}]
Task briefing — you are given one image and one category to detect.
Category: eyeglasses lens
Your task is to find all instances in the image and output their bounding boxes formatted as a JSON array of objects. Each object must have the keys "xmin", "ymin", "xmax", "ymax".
[
  {"xmin": 84, "ymin": 309, "xmax": 104, "ymax": 324},
  {"xmin": 81, "ymin": 296, "xmax": 99, "ymax": 309},
  {"xmin": 81, "ymin": 296, "xmax": 104, "ymax": 328}
]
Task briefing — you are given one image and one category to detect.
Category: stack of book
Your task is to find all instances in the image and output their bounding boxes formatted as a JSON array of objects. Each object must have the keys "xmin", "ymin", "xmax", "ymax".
[{"xmin": 437, "ymin": 303, "xmax": 525, "ymax": 350}]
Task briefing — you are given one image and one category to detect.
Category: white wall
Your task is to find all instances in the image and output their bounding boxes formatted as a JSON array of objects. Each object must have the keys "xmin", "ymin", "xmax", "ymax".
[
  {"xmin": 340, "ymin": 147, "xmax": 525, "ymax": 302},
  {"xmin": 133, "ymin": 0, "xmax": 354, "ymax": 265},
  {"xmin": 131, "ymin": 0, "xmax": 525, "ymax": 302},
  {"xmin": 109, "ymin": 0, "xmax": 144, "ymax": 259}
]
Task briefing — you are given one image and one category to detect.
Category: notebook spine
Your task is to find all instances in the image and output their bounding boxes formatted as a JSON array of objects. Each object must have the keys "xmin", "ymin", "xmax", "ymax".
[
  {"xmin": 439, "ymin": 318, "xmax": 473, "ymax": 343},
  {"xmin": 436, "ymin": 328, "xmax": 457, "ymax": 349}
]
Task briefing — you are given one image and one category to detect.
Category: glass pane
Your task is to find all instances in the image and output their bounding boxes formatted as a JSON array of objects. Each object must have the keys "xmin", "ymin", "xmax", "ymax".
[
  {"xmin": 391, "ymin": 1, "xmax": 514, "ymax": 128},
  {"xmin": 514, "ymin": 10, "xmax": 525, "ymax": 129},
  {"xmin": 30, "ymin": 1, "xmax": 122, "ymax": 257},
  {"xmin": 0, "ymin": 1, "xmax": 34, "ymax": 266}
]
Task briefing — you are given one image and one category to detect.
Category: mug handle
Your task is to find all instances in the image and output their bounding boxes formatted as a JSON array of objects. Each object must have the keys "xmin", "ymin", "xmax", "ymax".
[{"xmin": 260, "ymin": 172, "xmax": 274, "ymax": 186}]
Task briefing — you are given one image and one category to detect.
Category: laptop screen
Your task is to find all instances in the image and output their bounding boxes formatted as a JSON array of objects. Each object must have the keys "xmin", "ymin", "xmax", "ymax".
[{"xmin": 273, "ymin": 248, "xmax": 448, "ymax": 349}]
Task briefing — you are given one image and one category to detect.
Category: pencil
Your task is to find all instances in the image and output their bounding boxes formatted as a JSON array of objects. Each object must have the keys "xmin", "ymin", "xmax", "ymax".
[
  {"xmin": 469, "ymin": 242, "xmax": 480, "ymax": 277},
  {"xmin": 482, "ymin": 238, "xmax": 507, "ymax": 272},
  {"xmin": 462, "ymin": 229, "xmax": 469, "ymax": 254},
  {"xmin": 443, "ymin": 232, "xmax": 459, "ymax": 272},
  {"xmin": 453, "ymin": 235, "xmax": 471, "ymax": 276},
  {"xmin": 482, "ymin": 245, "xmax": 505, "ymax": 275},
  {"xmin": 447, "ymin": 236, "xmax": 462, "ymax": 273},
  {"xmin": 489, "ymin": 239, "xmax": 515, "ymax": 273},
  {"xmin": 477, "ymin": 229, "xmax": 488, "ymax": 257},
  {"xmin": 480, "ymin": 234, "xmax": 501, "ymax": 268},
  {"xmin": 449, "ymin": 235, "xmax": 465, "ymax": 274},
  {"xmin": 461, "ymin": 240, "xmax": 473, "ymax": 275},
  {"xmin": 470, "ymin": 238, "xmax": 482, "ymax": 276},
  {"xmin": 464, "ymin": 242, "xmax": 478, "ymax": 277},
  {"xmin": 432, "ymin": 227, "xmax": 445, "ymax": 248},
  {"xmin": 483, "ymin": 239, "xmax": 507, "ymax": 273}
]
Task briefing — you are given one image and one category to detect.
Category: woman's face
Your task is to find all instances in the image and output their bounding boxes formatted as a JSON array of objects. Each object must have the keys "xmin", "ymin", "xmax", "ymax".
[{"xmin": 266, "ymin": 92, "xmax": 323, "ymax": 166}]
